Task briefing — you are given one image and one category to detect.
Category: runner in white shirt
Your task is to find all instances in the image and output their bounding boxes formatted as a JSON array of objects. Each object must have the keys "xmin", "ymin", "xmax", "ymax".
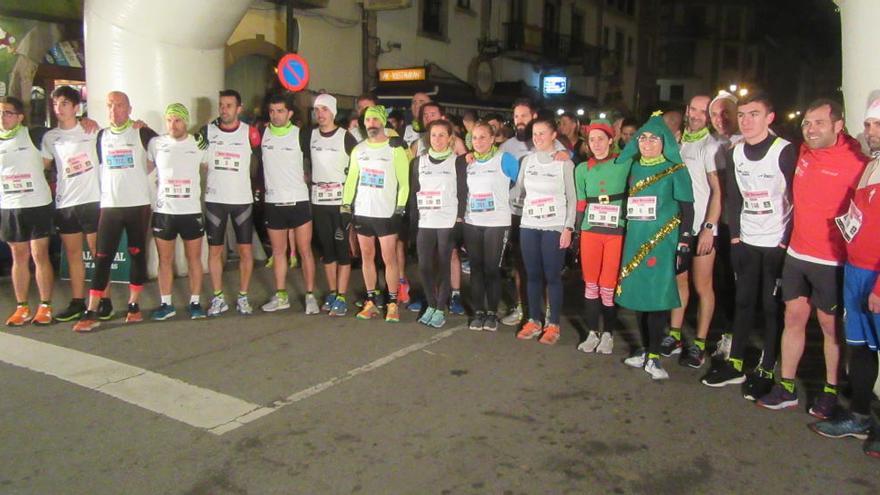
[
  {"xmin": 402, "ymin": 92, "xmax": 431, "ymax": 147},
  {"xmin": 662, "ymin": 94, "xmax": 725, "ymax": 367},
  {"xmin": 146, "ymin": 103, "xmax": 209, "ymax": 321},
  {"xmin": 258, "ymin": 93, "xmax": 320, "ymax": 315},
  {"xmin": 73, "ymin": 91, "xmax": 158, "ymax": 332},
  {"xmin": 199, "ymin": 90, "xmax": 261, "ymax": 316},
  {"xmin": 0, "ymin": 96, "xmax": 55, "ymax": 327},
  {"xmin": 40, "ymin": 86, "xmax": 101, "ymax": 323},
  {"xmin": 301, "ymin": 93, "xmax": 359, "ymax": 317}
]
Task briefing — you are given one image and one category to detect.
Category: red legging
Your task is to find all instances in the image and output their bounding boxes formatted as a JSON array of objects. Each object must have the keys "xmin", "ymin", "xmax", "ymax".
[{"xmin": 579, "ymin": 231, "xmax": 623, "ymax": 296}]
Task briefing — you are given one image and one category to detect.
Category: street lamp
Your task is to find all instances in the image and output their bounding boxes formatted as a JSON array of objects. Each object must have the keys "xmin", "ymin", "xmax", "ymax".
[
  {"xmin": 577, "ymin": 109, "xmax": 585, "ymax": 116},
  {"xmin": 556, "ymin": 108, "xmax": 565, "ymax": 116},
  {"xmin": 599, "ymin": 112, "xmax": 607, "ymax": 119}
]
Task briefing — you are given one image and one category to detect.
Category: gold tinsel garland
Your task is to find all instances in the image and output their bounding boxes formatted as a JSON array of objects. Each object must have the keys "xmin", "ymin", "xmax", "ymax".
[
  {"xmin": 629, "ymin": 163, "xmax": 686, "ymax": 196},
  {"xmin": 616, "ymin": 215, "xmax": 681, "ymax": 296}
]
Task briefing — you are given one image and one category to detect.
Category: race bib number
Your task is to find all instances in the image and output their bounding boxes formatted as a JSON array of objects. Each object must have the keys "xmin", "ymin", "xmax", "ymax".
[
  {"xmin": 587, "ymin": 203, "xmax": 621, "ymax": 227},
  {"xmin": 213, "ymin": 151, "xmax": 242, "ymax": 172},
  {"xmin": 526, "ymin": 196, "xmax": 558, "ymax": 219},
  {"xmin": 835, "ymin": 200, "xmax": 863, "ymax": 243},
  {"xmin": 469, "ymin": 192, "xmax": 496, "ymax": 213},
  {"xmin": 106, "ymin": 149, "xmax": 134, "ymax": 169},
  {"xmin": 417, "ymin": 190, "xmax": 443, "ymax": 211},
  {"xmin": 2, "ymin": 173, "xmax": 35, "ymax": 194},
  {"xmin": 360, "ymin": 167, "xmax": 385, "ymax": 188},
  {"xmin": 64, "ymin": 152, "xmax": 94, "ymax": 178},
  {"xmin": 743, "ymin": 190, "xmax": 774, "ymax": 215},
  {"xmin": 163, "ymin": 178, "xmax": 193, "ymax": 199},
  {"xmin": 314, "ymin": 182, "xmax": 343, "ymax": 203},
  {"xmin": 627, "ymin": 196, "xmax": 657, "ymax": 221}
]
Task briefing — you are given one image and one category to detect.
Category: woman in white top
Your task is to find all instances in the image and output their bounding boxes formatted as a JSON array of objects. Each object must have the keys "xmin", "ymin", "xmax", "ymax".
[
  {"xmin": 410, "ymin": 120, "xmax": 462, "ymax": 328},
  {"xmin": 513, "ymin": 117, "xmax": 577, "ymax": 345}
]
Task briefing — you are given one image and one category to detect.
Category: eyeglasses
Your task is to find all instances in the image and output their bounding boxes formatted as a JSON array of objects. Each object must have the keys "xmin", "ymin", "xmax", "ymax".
[{"xmin": 637, "ymin": 134, "xmax": 661, "ymax": 143}]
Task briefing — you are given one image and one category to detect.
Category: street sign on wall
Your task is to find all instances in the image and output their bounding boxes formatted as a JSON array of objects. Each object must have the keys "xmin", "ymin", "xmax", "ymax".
[{"xmin": 277, "ymin": 53, "xmax": 310, "ymax": 92}]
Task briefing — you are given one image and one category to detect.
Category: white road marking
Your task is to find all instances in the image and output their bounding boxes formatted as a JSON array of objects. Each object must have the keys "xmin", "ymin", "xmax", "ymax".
[{"xmin": 0, "ymin": 325, "xmax": 464, "ymax": 435}]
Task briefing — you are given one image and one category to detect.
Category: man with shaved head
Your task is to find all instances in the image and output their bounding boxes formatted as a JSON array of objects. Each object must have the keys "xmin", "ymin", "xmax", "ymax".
[
  {"xmin": 403, "ymin": 92, "xmax": 431, "ymax": 148},
  {"xmin": 660, "ymin": 95, "xmax": 725, "ymax": 368}
]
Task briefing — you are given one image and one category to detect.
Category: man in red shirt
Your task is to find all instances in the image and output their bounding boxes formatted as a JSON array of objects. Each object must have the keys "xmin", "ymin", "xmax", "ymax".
[
  {"xmin": 758, "ymin": 99, "xmax": 868, "ymax": 415},
  {"xmin": 809, "ymin": 100, "xmax": 880, "ymax": 459}
]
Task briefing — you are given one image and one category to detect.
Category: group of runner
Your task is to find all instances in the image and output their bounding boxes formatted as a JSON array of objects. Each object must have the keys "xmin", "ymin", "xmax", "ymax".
[{"xmin": 1, "ymin": 85, "xmax": 878, "ymax": 458}]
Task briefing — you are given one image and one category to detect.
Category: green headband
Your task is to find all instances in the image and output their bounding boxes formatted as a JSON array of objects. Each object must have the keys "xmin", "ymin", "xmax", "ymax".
[
  {"xmin": 164, "ymin": 103, "xmax": 190, "ymax": 125},
  {"xmin": 364, "ymin": 105, "xmax": 388, "ymax": 126}
]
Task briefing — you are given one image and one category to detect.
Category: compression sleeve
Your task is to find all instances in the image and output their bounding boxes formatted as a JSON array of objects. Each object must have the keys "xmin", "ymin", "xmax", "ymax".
[
  {"xmin": 500, "ymin": 152, "xmax": 519, "ymax": 183},
  {"xmin": 724, "ymin": 148, "xmax": 743, "ymax": 239},
  {"xmin": 679, "ymin": 201, "xmax": 695, "ymax": 241},
  {"xmin": 409, "ymin": 157, "xmax": 420, "ymax": 220},
  {"xmin": 574, "ymin": 162, "xmax": 588, "ymax": 212},
  {"xmin": 563, "ymin": 160, "xmax": 577, "ymax": 230},
  {"xmin": 342, "ymin": 149, "xmax": 360, "ymax": 206},
  {"xmin": 344, "ymin": 131, "xmax": 359, "ymax": 155},
  {"xmin": 299, "ymin": 126, "xmax": 311, "ymax": 160},
  {"xmin": 393, "ymin": 146, "xmax": 410, "ymax": 208},
  {"xmin": 456, "ymin": 155, "xmax": 469, "ymax": 219}
]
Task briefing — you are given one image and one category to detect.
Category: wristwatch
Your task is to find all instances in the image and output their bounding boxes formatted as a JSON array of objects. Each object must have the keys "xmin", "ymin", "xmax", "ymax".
[{"xmin": 703, "ymin": 222, "xmax": 714, "ymax": 231}]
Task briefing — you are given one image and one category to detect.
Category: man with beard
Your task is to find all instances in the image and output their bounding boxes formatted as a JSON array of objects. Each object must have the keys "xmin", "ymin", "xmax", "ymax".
[
  {"xmin": 864, "ymin": 98, "xmax": 880, "ymax": 158},
  {"xmin": 403, "ymin": 92, "xmax": 431, "ymax": 147},
  {"xmin": 660, "ymin": 95, "xmax": 724, "ymax": 368},
  {"xmin": 758, "ymin": 99, "xmax": 867, "ymax": 415}
]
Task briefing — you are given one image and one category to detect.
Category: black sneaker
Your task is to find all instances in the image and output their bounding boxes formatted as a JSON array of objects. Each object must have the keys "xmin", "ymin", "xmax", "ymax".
[
  {"xmin": 742, "ymin": 371, "xmax": 774, "ymax": 401},
  {"xmin": 482, "ymin": 312, "xmax": 498, "ymax": 332},
  {"xmin": 680, "ymin": 343, "xmax": 705, "ymax": 369},
  {"xmin": 469, "ymin": 311, "xmax": 486, "ymax": 331},
  {"xmin": 55, "ymin": 299, "xmax": 86, "ymax": 322},
  {"xmin": 700, "ymin": 360, "xmax": 746, "ymax": 387},
  {"xmin": 97, "ymin": 298, "xmax": 115, "ymax": 320},
  {"xmin": 660, "ymin": 334, "xmax": 683, "ymax": 357}
]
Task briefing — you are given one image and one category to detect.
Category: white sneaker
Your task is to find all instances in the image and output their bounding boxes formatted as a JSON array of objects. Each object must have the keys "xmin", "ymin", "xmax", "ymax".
[
  {"xmin": 207, "ymin": 296, "xmax": 228, "ymax": 317},
  {"xmin": 304, "ymin": 293, "xmax": 320, "ymax": 315},
  {"xmin": 578, "ymin": 331, "xmax": 601, "ymax": 353},
  {"xmin": 623, "ymin": 351, "xmax": 646, "ymax": 368},
  {"xmin": 644, "ymin": 358, "xmax": 669, "ymax": 380},
  {"xmin": 236, "ymin": 295, "xmax": 253, "ymax": 315},
  {"xmin": 501, "ymin": 305, "xmax": 523, "ymax": 326},
  {"xmin": 712, "ymin": 333, "xmax": 732, "ymax": 360},
  {"xmin": 261, "ymin": 294, "xmax": 290, "ymax": 312},
  {"xmin": 596, "ymin": 332, "xmax": 614, "ymax": 355}
]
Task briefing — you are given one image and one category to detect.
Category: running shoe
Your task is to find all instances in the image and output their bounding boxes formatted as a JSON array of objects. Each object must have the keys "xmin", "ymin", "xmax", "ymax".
[
  {"xmin": 304, "ymin": 293, "xmax": 320, "ymax": 315},
  {"xmin": 809, "ymin": 392, "xmax": 838, "ymax": 420},
  {"xmin": 700, "ymin": 360, "xmax": 745, "ymax": 387},
  {"xmin": 482, "ymin": 313, "xmax": 498, "ymax": 332},
  {"xmin": 461, "ymin": 259, "xmax": 471, "ymax": 274},
  {"xmin": 385, "ymin": 302, "xmax": 400, "ymax": 323},
  {"xmin": 757, "ymin": 384, "xmax": 799, "ymax": 410},
  {"xmin": 237, "ymin": 294, "xmax": 253, "ymax": 315},
  {"xmin": 55, "ymin": 299, "xmax": 85, "ymax": 322},
  {"xmin": 321, "ymin": 293, "xmax": 336, "ymax": 312},
  {"xmin": 596, "ymin": 332, "xmax": 614, "ymax": 355},
  {"xmin": 398, "ymin": 280, "xmax": 411, "ymax": 305},
  {"xmin": 538, "ymin": 324, "xmax": 560, "ymax": 345},
  {"xmin": 468, "ymin": 311, "xmax": 486, "ymax": 331},
  {"xmin": 262, "ymin": 294, "xmax": 290, "ymax": 312},
  {"xmin": 6, "ymin": 306, "xmax": 32, "ymax": 327},
  {"xmin": 73, "ymin": 311, "xmax": 100, "ymax": 333},
  {"xmin": 150, "ymin": 303, "xmax": 177, "ymax": 321},
  {"xmin": 624, "ymin": 351, "xmax": 646, "ymax": 368},
  {"xmin": 516, "ymin": 319, "xmax": 543, "ymax": 340},
  {"xmin": 418, "ymin": 307, "xmax": 436, "ymax": 326},
  {"xmin": 501, "ymin": 305, "xmax": 523, "ymax": 326},
  {"xmin": 289, "ymin": 255, "xmax": 299, "ymax": 269},
  {"xmin": 712, "ymin": 333, "xmax": 732, "ymax": 360},
  {"xmin": 809, "ymin": 411, "xmax": 871, "ymax": 440},
  {"xmin": 578, "ymin": 331, "xmax": 601, "ymax": 353},
  {"xmin": 125, "ymin": 303, "xmax": 143, "ymax": 324},
  {"xmin": 742, "ymin": 370, "xmax": 774, "ymax": 401},
  {"xmin": 644, "ymin": 358, "xmax": 669, "ymax": 380},
  {"xmin": 31, "ymin": 304, "xmax": 53, "ymax": 326},
  {"xmin": 329, "ymin": 298, "xmax": 348, "ymax": 317},
  {"xmin": 357, "ymin": 300, "xmax": 379, "ymax": 320},
  {"xmin": 97, "ymin": 298, "xmax": 114, "ymax": 320},
  {"xmin": 659, "ymin": 334, "xmax": 683, "ymax": 357},
  {"xmin": 680, "ymin": 343, "xmax": 705, "ymax": 369},
  {"xmin": 188, "ymin": 302, "xmax": 207, "ymax": 320},
  {"xmin": 207, "ymin": 296, "xmax": 228, "ymax": 317},
  {"xmin": 265, "ymin": 256, "xmax": 274, "ymax": 268},
  {"xmin": 407, "ymin": 299, "xmax": 423, "ymax": 313},
  {"xmin": 449, "ymin": 293, "xmax": 465, "ymax": 315},
  {"xmin": 428, "ymin": 309, "xmax": 447, "ymax": 328}
]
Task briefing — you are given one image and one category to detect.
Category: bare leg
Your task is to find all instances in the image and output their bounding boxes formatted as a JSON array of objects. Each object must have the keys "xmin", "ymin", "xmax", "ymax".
[
  {"xmin": 9, "ymin": 242, "xmax": 32, "ymax": 303},
  {"xmin": 780, "ymin": 296, "xmax": 811, "ymax": 379},
  {"xmin": 184, "ymin": 238, "xmax": 203, "ymax": 298},
  {"xmin": 450, "ymin": 248, "xmax": 461, "ymax": 290},
  {"xmin": 358, "ymin": 234, "xmax": 377, "ymax": 290},
  {"xmin": 380, "ymin": 235, "xmax": 400, "ymax": 295},
  {"xmin": 208, "ymin": 245, "xmax": 225, "ymax": 293},
  {"xmin": 268, "ymin": 228, "xmax": 289, "ymax": 291},
  {"xmin": 671, "ymin": 271, "xmax": 689, "ymax": 330},
  {"xmin": 155, "ymin": 238, "xmax": 176, "ymax": 298},
  {"xmin": 692, "ymin": 251, "xmax": 716, "ymax": 340},
  {"xmin": 31, "ymin": 238, "xmax": 53, "ymax": 302},
  {"xmin": 816, "ymin": 309, "xmax": 840, "ymax": 386},
  {"xmin": 237, "ymin": 243, "xmax": 253, "ymax": 293},
  {"xmin": 61, "ymin": 232, "xmax": 86, "ymax": 299},
  {"xmin": 294, "ymin": 221, "xmax": 316, "ymax": 292}
]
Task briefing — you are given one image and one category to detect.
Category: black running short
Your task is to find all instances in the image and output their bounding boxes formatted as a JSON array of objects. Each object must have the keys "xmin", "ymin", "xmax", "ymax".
[
  {"xmin": 354, "ymin": 215, "xmax": 398, "ymax": 238},
  {"xmin": 265, "ymin": 201, "xmax": 311, "ymax": 230},
  {"xmin": 781, "ymin": 254, "xmax": 842, "ymax": 314},
  {"xmin": 151, "ymin": 212, "xmax": 205, "ymax": 241},
  {"xmin": 1, "ymin": 204, "xmax": 53, "ymax": 242},
  {"xmin": 55, "ymin": 201, "xmax": 99, "ymax": 235},
  {"xmin": 205, "ymin": 202, "xmax": 254, "ymax": 246}
]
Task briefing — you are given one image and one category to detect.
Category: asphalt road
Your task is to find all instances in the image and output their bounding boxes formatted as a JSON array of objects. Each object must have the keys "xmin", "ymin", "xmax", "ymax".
[{"xmin": 0, "ymin": 263, "xmax": 876, "ymax": 495}]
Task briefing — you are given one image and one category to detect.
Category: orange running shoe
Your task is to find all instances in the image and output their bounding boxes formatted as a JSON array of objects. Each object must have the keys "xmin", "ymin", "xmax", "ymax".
[
  {"xmin": 539, "ymin": 324, "xmax": 561, "ymax": 345},
  {"xmin": 6, "ymin": 306, "xmax": 32, "ymax": 327},
  {"xmin": 397, "ymin": 280, "xmax": 411, "ymax": 305},
  {"xmin": 73, "ymin": 311, "xmax": 101, "ymax": 333},
  {"xmin": 125, "ymin": 310, "xmax": 143, "ymax": 323},
  {"xmin": 516, "ymin": 319, "xmax": 543, "ymax": 340},
  {"xmin": 31, "ymin": 304, "xmax": 53, "ymax": 326},
  {"xmin": 385, "ymin": 302, "xmax": 400, "ymax": 322},
  {"xmin": 357, "ymin": 300, "xmax": 379, "ymax": 320}
]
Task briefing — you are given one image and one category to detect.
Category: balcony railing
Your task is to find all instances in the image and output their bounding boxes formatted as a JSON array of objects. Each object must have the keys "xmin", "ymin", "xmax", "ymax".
[{"xmin": 502, "ymin": 22, "xmax": 600, "ymax": 68}]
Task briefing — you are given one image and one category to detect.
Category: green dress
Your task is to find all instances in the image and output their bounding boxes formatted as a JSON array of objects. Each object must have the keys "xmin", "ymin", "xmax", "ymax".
[
  {"xmin": 574, "ymin": 156, "xmax": 631, "ymax": 233},
  {"xmin": 615, "ymin": 158, "xmax": 694, "ymax": 311}
]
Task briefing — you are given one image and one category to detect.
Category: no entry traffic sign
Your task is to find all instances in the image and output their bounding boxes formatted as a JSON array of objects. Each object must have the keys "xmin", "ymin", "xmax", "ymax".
[{"xmin": 277, "ymin": 53, "xmax": 310, "ymax": 92}]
